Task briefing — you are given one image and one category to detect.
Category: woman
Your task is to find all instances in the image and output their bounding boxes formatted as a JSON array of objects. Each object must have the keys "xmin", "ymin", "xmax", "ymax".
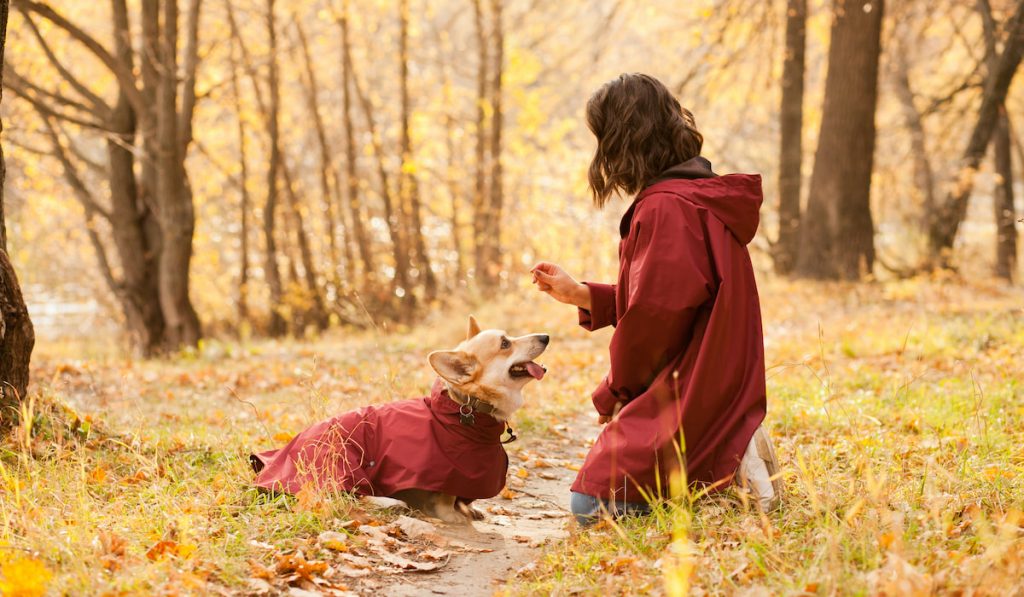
[{"xmin": 532, "ymin": 73, "xmax": 781, "ymax": 523}]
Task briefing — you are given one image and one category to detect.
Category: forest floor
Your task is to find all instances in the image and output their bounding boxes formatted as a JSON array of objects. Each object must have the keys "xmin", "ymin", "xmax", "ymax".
[{"xmin": 2, "ymin": 276, "xmax": 1023, "ymax": 595}]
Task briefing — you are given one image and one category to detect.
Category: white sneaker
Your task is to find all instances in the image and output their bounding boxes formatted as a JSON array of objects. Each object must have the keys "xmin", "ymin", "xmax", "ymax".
[{"xmin": 738, "ymin": 425, "xmax": 783, "ymax": 511}]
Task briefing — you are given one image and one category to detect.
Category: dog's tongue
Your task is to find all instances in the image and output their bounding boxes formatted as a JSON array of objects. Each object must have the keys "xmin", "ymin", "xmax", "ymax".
[{"xmin": 525, "ymin": 362, "xmax": 546, "ymax": 380}]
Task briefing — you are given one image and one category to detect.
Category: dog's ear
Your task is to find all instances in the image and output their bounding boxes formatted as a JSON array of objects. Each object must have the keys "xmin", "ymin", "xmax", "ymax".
[
  {"xmin": 467, "ymin": 315, "xmax": 482, "ymax": 339},
  {"xmin": 428, "ymin": 350, "xmax": 479, "ymax": 385}
]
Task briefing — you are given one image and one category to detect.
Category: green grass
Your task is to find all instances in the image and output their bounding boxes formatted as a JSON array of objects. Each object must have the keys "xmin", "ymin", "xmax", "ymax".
[
  {"xmin": 507, "ymin": 278, "xmax": 1024, "ymax": 595},
  {"xmin": 2, "ymin": 277, "xmax": 1023, "ymax": 595}
]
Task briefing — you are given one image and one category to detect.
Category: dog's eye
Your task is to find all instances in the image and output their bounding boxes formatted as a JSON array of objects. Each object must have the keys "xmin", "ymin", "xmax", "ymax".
[{"xmin": 500, "ymin": 337, "xmax": 511, "ymax": 350}]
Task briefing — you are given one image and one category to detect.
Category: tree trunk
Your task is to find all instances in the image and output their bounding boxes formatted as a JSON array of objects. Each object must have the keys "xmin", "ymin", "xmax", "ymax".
[
  {"xmin": 892, "ymin": 38, "xmax": 935, "ymax": 224},
  {"xmin": 280, "ymin": 160, "xmax": 329, "ymax": 329},
  {"xmin": 347, "ymin": 20, "xmax": 414, "ymax": 313},
  {"xmin": 979, "ymin": 0, "xmax": 1019, "ymax": 281},
  {"xmin": 773, "ymin": 0, "xmax": 806, "ymax": 275},
  {"xmin": 262, "ymin": 0, "xmax": 286, "ymax": 336},
  {"xmin": 295, "ymin": 17, "xmax": 347, "ymax": 285},
  {"xmin": 0, "ymin": 0, "xmax": 36, "ymax": 429},
  {"xmin": 339, "ymin": 0, "xmax": 375, "ymax": 287},
  {"xmin": 155, "ymin": 0, "xmax": 202, "ymax": 349},
  {"xmin": 437, "ymin": 27, "xmax": 464, "ymax": 283},
  {"xmin": 0, "ymin": 250, "xmax": 33, "ymax": 429},
  {"xmin": 994, "ymin": 109, "xmax": 1018, "ymax": 280},
  {"xmin": 110, "ymin": 0, "xmax": 165, "ymax": 355},
  {"xmin": 10, "ymin": 0, "xmax": 205, "ymax": 355},
  {"xmin": 927, "ymin": 1, "xmax": 1024, "ymax": 264},
  {"xmin": 795, "ymin": 0, "xmax": 884, "ymax": 280},
  {"xmin": 471, "ymin": 0, "xmax": 491, "ymax": 288},
  {"xmin": 228, "ymin": 31, "xmax": 251, "ymax": 323},
  {"xmin": 484, "ymin": 0, "xmax": 505, "ymax": 291},
  {"xmin": 398, "ymin": 0, "xmax": 436, "ymax": 302}
]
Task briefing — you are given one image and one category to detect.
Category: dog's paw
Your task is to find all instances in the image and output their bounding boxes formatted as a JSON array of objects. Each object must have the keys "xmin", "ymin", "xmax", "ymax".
[{"xmin": 456, "ymin": 502, "xmax": 486, "ymax": 521}]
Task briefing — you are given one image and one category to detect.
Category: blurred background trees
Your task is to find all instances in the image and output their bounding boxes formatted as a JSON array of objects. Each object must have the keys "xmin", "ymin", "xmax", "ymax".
[{"xmin": 1, "ymin": 0, "xmax": 1021, "ymax": 355}]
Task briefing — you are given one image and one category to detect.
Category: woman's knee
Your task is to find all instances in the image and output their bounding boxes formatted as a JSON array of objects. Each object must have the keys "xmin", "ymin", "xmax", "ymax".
[
  {"xmin": 570, "ymin": 491, "xmax": 602, "ymax": 524},
  {"xmin": 570, "ymin": 491, "xmax": 653, "ymax": 525}
]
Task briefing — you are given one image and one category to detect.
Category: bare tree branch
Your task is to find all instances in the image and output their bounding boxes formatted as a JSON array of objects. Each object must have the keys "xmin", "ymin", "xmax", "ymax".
[
  {"xmin": 35, "ymin": 112, "xmax": 113, "ymax": 224},
  {"xmin": 2, "ymin": 65, "xmax": 97, "ymax": 118},
  {"xmin": 4, "ymin": 75, "xmax": 111, "ymax": 131},
  {"xmin": 178, "ymin": 0, "xmax": 202, "ymax": 155},
  {"xmin": 12, "ymin": 0, "xmax": 144, "ymax": 111},
  {"xmin": 21, "ymin": 9, "xmax": 110, "ymax": 114}
]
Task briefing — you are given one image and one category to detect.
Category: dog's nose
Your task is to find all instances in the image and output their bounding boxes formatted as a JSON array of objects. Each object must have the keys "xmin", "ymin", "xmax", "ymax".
[{"xmin": 538, "ymin": 334, "xmax": 550, "ymax": 345}]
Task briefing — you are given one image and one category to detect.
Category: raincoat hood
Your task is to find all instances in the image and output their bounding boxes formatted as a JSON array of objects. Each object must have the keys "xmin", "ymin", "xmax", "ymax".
[{"xmin": 619, "ymin": 157, "xmax": 763, "ymax": 245}]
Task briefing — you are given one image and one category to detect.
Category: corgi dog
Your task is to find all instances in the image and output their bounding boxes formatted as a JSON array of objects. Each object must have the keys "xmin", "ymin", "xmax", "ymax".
[{"xmin": 252, "ymin": 316, "xmax": 549, "ymax": 523}]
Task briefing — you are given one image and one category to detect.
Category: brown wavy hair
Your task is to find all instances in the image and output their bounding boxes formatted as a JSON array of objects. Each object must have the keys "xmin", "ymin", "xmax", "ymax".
[{"xmin": 586, "ymin": 73, "xmax": 703, "ymax": 207}]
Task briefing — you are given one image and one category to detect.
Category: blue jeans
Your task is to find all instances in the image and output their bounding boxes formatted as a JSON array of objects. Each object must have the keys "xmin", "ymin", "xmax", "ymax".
[{"xmin": 570, "ymin": 491, "xmax": 651, "ymax": 525}]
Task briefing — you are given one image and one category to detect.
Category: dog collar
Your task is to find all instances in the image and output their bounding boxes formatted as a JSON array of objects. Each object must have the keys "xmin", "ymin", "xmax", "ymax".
[
  {"xmin": 445, "ymin": 385, "xmax": 516, "ymax": 443},
  {"xmin": 446, "ymin": 385, "xmax": 499, "ymax": 423}
]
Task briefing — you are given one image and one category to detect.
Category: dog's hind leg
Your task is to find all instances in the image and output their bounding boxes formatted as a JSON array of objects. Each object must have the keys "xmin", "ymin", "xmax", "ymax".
[
  {"xmin": 455, "ymin": 498, "xmax": 485, "ymax": 521},
  {"xmin": 393, "ymin": 489, "xmax": 467, "ymax": 524}
]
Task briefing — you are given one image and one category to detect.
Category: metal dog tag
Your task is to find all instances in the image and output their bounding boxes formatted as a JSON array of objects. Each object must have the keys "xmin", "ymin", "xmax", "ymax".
[{"xmin": 459, "ymin": 405, "xmax": 475, "ymax": 426}]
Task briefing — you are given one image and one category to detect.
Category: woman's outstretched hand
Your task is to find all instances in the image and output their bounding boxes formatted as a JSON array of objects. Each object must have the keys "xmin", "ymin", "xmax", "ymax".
[{"xmin": 531, "ymin": 262, "xmax": 591, "ymax": 310}]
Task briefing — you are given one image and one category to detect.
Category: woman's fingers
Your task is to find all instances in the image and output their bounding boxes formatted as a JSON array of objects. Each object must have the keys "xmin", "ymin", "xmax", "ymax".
[
  {"xmin": 533, "ymin": 268, "xmax": 560, "ymax": 289},
  {"xmin": 531, "ymin": 261, "xmax": 576, "ymax": 302},
  {"xmin": 530, "ymin": 261, "xmax": 555, "ymax": 275},
  {"xmin": 531, "ymin": 269, "xmax": 553, "ymax": 289}
]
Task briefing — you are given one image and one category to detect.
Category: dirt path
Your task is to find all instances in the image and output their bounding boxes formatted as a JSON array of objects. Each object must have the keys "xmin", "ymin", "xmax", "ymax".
[{"xmin": 377, "ymin": 417, "xmax": 601, "ymax": 597}]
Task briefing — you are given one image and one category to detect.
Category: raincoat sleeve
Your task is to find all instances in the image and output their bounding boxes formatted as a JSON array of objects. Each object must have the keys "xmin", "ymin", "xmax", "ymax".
[
  {"xmin": 578, "ymin": 282, "xmax": 617, "ymax": 331},
  {"xmin": 591, "ymin": 198, "xmax": 715, "ymax": 416}
]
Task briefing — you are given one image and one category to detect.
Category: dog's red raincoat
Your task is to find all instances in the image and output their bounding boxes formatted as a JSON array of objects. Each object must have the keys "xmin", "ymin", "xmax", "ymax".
[
  {"xmin": 251, "ymin": 379, "xmax": 509, "ymax": 499},
  {"xmin": 573, "ymin": 157, "xmax": 768, "ymax": 502}
]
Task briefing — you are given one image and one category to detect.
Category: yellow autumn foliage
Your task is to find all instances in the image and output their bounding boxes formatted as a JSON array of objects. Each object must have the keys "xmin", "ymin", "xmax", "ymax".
[{"xmin": 0, "ymin": 554, "xmax": 51, "ymax": 597}]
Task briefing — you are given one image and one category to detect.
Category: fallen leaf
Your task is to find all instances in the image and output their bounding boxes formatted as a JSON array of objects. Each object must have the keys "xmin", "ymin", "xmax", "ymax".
[
  {"xmin": 604, "ymin": 555, "xmax": 639, "ymax": 575},
  {"xmin": 394, "ymin": 515, "xmax": 436, "ymax": 539},
  {"xmin": 334, "ymin": 565, "xmax": 372, "ymax": 578},
  {"xmin": 250, "ymin": 560, "xmax": 275, "ymax": 581},
  {"xmin": 362, "ymin": 496, "xmax": 410, "ymax": 510},
  {"xmin": 358, "ymin": 525, "xmax": 392, "ymax": 547},
  {"xmin": 87, "ymin": 465, "xmax": 108, "ymax": 484},
  {"xmin": 97, "ymin": 537, "xmax": 126, "ymax": 571},
  {"xmin": 448, "ymin": 541, "xmax": 494, "ymax": 553},
  {"xmin": 246, "ymin": 578, "xmax": 274, "ymax": 595},
  {"xmin": 250, "ymin": 540, "xmax": 276, "ymax": 550},
  {"xmin": 318, "ymin": 531, "xmax": 349, "ymax": 552},
  {"xmin": 120, "ymin": 469, "xmax": 149, "ymax": 485},
  {"xmin": 276, "ymin": 553, "xmax": 328, "ymax": 581},
  {"xmin": 0, "ymin": 556, "xmax": 52, "ymax": 597},
  {"xmin": 866, "ymin": 553, "xmax": 934, "ymax": 596},
  {"xmin": 146, "ymin": 540, "xmax": 181, "ymax": 561},
  {"xmin": 379, "ymin": 551, "xmax": 449, "ymax": 572}
]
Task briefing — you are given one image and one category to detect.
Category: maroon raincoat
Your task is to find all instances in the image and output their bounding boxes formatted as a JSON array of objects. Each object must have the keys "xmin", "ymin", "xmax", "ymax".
[
  {"xmin": 572, "ymin": 157, "xmax": 767, "ymax": 502},
  {"xmin": 252, "ymin": 379, "xmax": 509, "ymax": 499}
]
